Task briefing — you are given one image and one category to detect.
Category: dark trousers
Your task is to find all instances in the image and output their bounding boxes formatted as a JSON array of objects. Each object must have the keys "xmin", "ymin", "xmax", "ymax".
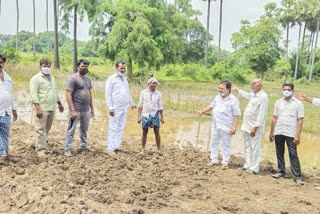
[{"xmin": 275, "ymin": 135, "xmax": 302, "ymax": 180}]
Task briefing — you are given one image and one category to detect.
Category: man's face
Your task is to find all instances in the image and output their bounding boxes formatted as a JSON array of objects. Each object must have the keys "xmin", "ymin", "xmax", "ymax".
[
  {"xmin": 250, "ymin": 81, "xmax": 258, "ymax": 91},
  {"xmin": 0, "ymin": 58, "xmax": 4, "ymax": 71},
  {"xmin": 218, "ymin": 84, "xmax": 228, "ymax": 95},
  {"xmin": 117, "ymin": 63, "xmax": 126, "ymax": 73},
  {"xmin": 78, "ymin": 62, "xmax": 88, "ymax": 71},
  {"xmin": 148, "ymin": 81, "xmax": 157, "ymax": 90}
]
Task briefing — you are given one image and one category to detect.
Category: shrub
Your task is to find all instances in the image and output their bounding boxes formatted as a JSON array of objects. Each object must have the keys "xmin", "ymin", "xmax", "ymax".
[{"xmin": 0, "ymin": 47, "xmax": 21, "ymax": 64}]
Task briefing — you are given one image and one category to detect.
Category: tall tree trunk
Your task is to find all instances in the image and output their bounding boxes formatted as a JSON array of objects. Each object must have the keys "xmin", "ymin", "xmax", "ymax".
[
  {"xmin": 46, "ymin": 0, "xmax": 50, "ymax": 52},
  {"xmin": 53, "ymin": 0, "xmax": 60, "ymax": 69},
  {"xmin": 127, "ymin": 58, "xmax": 133, "ymax": 79},
  {"xmin": 300, "ymin": 23, "xmax": 307, "ymax": 64},
  {"xmin": 205, "ymin": 0, "xmax": 211, "ymax": 69},
  {"xmin": 285, "ymin": 24, "xmax": 290, "ymax": 81},
  {"xmin": 217, "ymin": 0, "xmax": 223, "ymax": 66},
  {"xmin": 307, "ymin": 32, "xmax": 315, "ymax": 68},
  {"xmin": 306, "ymin": 32, "xmax": 314, "ymax": 65},
  {"xmin": 286, "ymin": 24, "xmax": 290, "ymax": 59},
  {"xmin": 33, "ymin": 0, "xmax": 36, "ymax": 52},
  {"xmin": 309, "ymin": 12, "xmax": 320, "ymax": 81},
  {"xmin": 294, "ymin": 24, "xmax": 302, "ymax": 80},
  {"xmin": 16, "ymin": 0, "xmax": 19, "ymax": 51},
  {"xmin": 73, "ymin": 5, "xmax": 78, "ymax": 73}
]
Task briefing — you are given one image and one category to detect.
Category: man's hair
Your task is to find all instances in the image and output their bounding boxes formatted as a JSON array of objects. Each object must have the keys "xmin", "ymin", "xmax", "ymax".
[
  {"xmin": 116, "ymin": 60, "xmax": 126, "ymax": 68},
  {"xmin": 282, "ymin": 82, "xmax": 294, "ymax": 91},
  {"xmin": 40, "ymin": 59, "xmax": 51, "ymax": 66},
  {"xmin": 220, "ymin": 80, "xmax": 232, "ymax": 91},
  {"xmin": 77, "ymin": 59, "xmax": 89, "ymax": 67},
  {"xmin": 0, "ymin": 53, "xmax": 7, "ymax": 63}
]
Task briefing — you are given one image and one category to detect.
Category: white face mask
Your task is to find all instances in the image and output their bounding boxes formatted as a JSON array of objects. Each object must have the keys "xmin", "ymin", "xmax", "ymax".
[
  {"xmin": 220, "ymin": 92, "xmax": 226, "ymax": 97},
  {"xmin": 282, "ymin": 90, "xmax": 293, "ymax": 97},
  {"xmin": 41, "ymin": 67, "xmax": 51, "ymax": 75}
]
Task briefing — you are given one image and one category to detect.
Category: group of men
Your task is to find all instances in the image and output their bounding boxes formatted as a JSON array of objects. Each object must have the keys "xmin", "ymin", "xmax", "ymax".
[
  {"xmin": 0, "ymin": 52, "xmax": 319, "ymax": 185},
  {"xmin": 0, "ymin": 55, "xmax": 164, "ymax": 160},
  {"xmin": 199, "ymin": 79, "xmax": 320, "ymax": 185}
]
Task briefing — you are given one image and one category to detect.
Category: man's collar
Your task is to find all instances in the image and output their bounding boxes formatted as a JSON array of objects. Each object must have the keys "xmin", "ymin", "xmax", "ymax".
[{"xmin": 281, "ymin": 95, "xmax": 296, "ymax": 101}]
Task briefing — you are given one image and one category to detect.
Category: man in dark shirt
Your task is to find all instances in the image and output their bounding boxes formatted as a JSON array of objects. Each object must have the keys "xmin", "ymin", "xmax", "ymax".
[{"xmin": 65, "ymin": 59, "xmax": 94, "ymax": 156}]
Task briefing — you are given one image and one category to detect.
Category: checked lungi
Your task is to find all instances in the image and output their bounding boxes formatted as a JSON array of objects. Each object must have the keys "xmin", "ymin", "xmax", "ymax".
[{"xmin": 0, "ymin": 112, "xmax": 11, "ymax": 156}]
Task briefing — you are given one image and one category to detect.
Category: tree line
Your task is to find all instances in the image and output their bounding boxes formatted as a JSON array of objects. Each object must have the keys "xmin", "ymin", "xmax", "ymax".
[{"xmin": 2, "ymin": 0, "xmax": 320, "ymax": 82}]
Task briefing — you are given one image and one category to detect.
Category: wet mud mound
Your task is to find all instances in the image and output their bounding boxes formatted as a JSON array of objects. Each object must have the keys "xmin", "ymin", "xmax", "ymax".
[{"xmin": 0, "ymin": 121, "xmax": 319, "ymax": 214}]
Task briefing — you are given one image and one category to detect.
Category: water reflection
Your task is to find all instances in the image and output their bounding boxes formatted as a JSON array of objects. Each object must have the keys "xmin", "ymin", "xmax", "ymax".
[{"xmin": 174, "ymin": 120, "xmax": 319, "ymax": 171}]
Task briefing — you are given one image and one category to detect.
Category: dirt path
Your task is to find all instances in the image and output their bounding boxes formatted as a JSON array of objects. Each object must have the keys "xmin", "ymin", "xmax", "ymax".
[{"xmin": 0, "ymin": 121, "xmax": 319, "ymax": 214}]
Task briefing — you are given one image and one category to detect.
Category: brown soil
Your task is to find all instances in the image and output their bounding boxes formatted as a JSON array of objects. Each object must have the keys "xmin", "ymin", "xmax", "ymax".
[{"xmin": 0, "ymin": 121, "xmax": 319, "ymax": 214}]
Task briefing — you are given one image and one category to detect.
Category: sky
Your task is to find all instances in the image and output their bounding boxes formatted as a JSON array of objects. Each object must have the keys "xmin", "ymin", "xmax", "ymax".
[{"xmin": 0, "ymin": 0, "xmax": 301, "ymax": 52}]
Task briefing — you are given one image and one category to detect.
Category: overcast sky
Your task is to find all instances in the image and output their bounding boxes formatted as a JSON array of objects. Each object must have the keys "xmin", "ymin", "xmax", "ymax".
[{"xmin": 0, "ymin": 0, "xmax": 301, "ymax": 52}]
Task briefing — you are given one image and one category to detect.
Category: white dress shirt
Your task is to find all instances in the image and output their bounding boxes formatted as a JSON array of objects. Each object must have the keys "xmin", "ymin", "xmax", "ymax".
[
  {"xmin": 273, "ymin": 96, "xmax": 304, "ymax": 138},
  {"xmin": 210, "ymin": 93, "xmax": 241, "ymax": 133},
  {"xmin": 105, "ymin": 73, "xmax": 135, "ymax": 110},
  {"xmin": 240, "ymin": 89, "xmax": 268, "ymax": 134},
  {"xmin": 312, "ymin": 98, "xmax": 320, "ymax": 108},
  {"xmin": 0, "ymin": 70, "xmax": 16, "ymax": 116},
  {"xmin": 138, "ymin": 89, "xmax": 163, "ymax": 118}
]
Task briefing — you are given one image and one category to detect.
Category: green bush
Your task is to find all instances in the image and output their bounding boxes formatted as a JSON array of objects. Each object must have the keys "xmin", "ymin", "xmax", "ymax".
[
  {"xmin": 0, "ymin": 47, "xmax": 21, "ymax": 64},
  {"xmin": 297, "ymin": 76, "xmax": 310, "ymax": 85}
]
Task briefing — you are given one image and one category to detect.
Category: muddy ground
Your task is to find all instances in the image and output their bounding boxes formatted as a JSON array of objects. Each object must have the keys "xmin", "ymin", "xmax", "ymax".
[{"xmin": 0, "ymin": 120, "xmax": 319, "ymax": 214}]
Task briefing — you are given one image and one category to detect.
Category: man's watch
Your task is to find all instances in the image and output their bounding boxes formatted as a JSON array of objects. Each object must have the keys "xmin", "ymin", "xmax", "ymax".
[{"xmin": 232, "ymin": 127, "xmax": 236, "ymax": 131}]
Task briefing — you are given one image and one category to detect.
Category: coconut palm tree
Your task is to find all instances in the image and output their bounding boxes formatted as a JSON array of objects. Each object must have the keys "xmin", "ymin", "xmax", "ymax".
[
  {"xmin": 53, "ymin": 0, "xmax": 60, "ymax": 69},
  {"xmin": 33, "ymin": 0, "xmax": 36, "ymax": 52},
  {"xmin": 217, "ymin": 0, "xmax": 223, "ymax": 66},
  {"xmin": 204, "ymin": 0, "xmax": 212, "ymax": 69},
  {"xmin": 16, "ymin": 0, "xmax": 19, "ymax": 51},
  {"xmin": 46, "ymin": 0, "xmax": 50, "ymax": 52},
  {"xmin": 309, "ymin": 10, "xmax": 320, "ymax": 81},
  {"xmin": 278, "ymin": 0, "xmax": 296, "ymax": 60}
]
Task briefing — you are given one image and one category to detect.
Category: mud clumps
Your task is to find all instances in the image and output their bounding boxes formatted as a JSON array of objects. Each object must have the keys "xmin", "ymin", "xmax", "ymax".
[{"xmin": 0, "ymin": 121, "xmax": 318, "ymax": 214}]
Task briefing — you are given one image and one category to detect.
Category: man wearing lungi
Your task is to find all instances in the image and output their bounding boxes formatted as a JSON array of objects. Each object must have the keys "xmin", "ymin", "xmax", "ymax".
[{"xmin": 137, "ymin": 77, "xmax": 164, "ymax": 153}]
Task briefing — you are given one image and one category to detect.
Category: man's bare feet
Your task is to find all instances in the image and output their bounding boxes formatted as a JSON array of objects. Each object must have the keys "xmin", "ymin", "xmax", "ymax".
[{"xmin": 108, "ymin": 151, "xmax": 116, "ymax": 156}]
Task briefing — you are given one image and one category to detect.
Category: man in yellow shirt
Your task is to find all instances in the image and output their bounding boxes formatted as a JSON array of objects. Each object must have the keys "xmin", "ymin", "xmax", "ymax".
[{"xmin": 30, "ymin": 59, "xmax": 64, "ymax": 157}]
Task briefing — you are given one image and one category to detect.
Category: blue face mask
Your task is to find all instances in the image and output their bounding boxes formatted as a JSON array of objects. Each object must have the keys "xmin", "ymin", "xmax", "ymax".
[
  {"xmin": 117, "ymin": 71, "xmax": 125, "ymax": 77},
  {"xmin": 251, "ymin": 89, "xmax": 255, "ymax": 94}
]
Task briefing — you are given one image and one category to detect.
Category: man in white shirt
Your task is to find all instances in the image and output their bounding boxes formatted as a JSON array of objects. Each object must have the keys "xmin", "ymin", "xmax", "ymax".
[
  {"xmin": 0, "ymin": 54, "xmax": 18, "ymax": 160},
  {"xmin": 137, "ymin": 77, "xmax": 164, "ymax": 153},
  {"xmin": 269, "ymin": 82, "xmax": 304, "ymax": 185},
  {"xmin": 295, "ymin": 93, "xmax": 320, "ymax": 108},
  {"xmin": 105, "ymin": 61, "xmax": 136, "ymax": 155},
  {"xmin": 198, "ymin": 80, "xmax": 240, "ymax": 169},
  {"xmin": 233, "ymin": 79, "xmax": 268, "ymax": 174}
]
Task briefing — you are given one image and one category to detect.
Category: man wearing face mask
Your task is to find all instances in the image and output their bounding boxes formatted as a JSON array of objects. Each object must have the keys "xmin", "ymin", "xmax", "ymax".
[
  {"xmin": 232, "ymin": 79, "xmax": 268, "ymax": 174},
  {"xmin": 269, "ymin": 82, "xmax": 304, "ymax": 185},
  {"xmin": 30, "ymin": 59, "xmax": 64, "ymax": 157},
  {"xmin": 65, "ymin": 59, "xmax": 94, "ymax": 157},
  {"xmin": 0, "ymin": 53, "xmax": 18, "ymax": 161},
  {"xmin": 105, "ymin": 61, "xmax": 136, "ymax": 155},
  {"xmin": 198, "ymin": 80, "xmax": 240, "ymax": 169}
]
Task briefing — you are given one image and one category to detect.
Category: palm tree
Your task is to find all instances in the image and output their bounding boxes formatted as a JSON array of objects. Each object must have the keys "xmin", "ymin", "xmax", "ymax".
[
  {"xmin": 16, "ymin": 0, "xmax": 19, "ymax": 51},
  {"xmin": 293, "ymin": 0, "xmax": 304, "ymax": 80},
  {"xmin": 53, "ymin": 0, "xmax": 60, "ymax": 69},
  {"xmin": 46, "ymin": 0, "xmax": 50, "ymax": 52},
  {"xmin": 309, "ymin": 10, "xmax": 320, "ymax": 81},
  {"xmin": 73, "ymin": 5, "xmax": 78, "ymax": 73},
  {"xmin": 204, "ymin": 0, "xmax": 211, "ymax": 69},
  {"xmin": 33, "ymin": 0, "xmax": 36, "ymax": 53},
  {"xmin": 217, "ymin": 0, "xmax": 223, "ymax": 66},
  {"xmin": 278, "ymin": 0, "xmax": 296, "ymax": 60}
]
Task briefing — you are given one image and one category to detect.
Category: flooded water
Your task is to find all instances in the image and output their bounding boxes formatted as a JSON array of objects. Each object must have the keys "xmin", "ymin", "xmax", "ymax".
[{"xmin": 14, "ymin": 89, "xmax": 319, "ymax": 172}]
